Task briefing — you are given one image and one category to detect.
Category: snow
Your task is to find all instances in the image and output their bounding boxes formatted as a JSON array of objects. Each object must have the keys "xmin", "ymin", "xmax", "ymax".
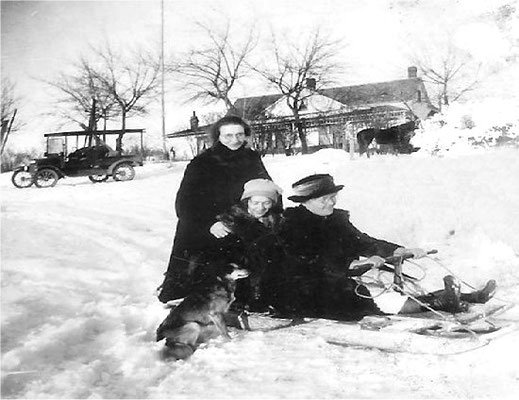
[
  {"xmin": 412, "ymin": 99, "xmax": 519, "ymax": 156},
  {"xmin": 2, "ymin": 148, "xmax": 519, "ymax": 399}
]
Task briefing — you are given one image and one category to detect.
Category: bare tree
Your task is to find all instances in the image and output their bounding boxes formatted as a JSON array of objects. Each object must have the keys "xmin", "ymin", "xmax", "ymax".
[
  {"xmin": 93, "ymin": 44, "xmax": 161, "ymax": 134},
  {"xmin": 48, "ymin": 43, "xmax": 161, "ymax": 149},
  {"xmin": 412, "ymin": 42, "xmax": 481, "ymax": 111},
  {"xmin": 198, "ymin": 110, "xmax": 226, "ymax": 126},
  {"xmin": 254, "ymin": 29, "xmax": 343, "ymax": 154},
  {"xmin": 170, "ymin": 21, "xmax": 256, "ymax": 112},
  {"xmin": 1, "ymin": 77, "xmax": 22, "ymax": 154},
  {"xmin": 47, "ymin": 57, "xmax": 118, "ymax": 130}
]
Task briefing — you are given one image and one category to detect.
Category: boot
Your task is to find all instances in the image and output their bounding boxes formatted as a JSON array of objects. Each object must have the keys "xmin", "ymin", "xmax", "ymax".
[
  {"xmin": 441, "ymin": 275, "xmax": 469, "ymax": 313},
  {"xmin": 418, "ymin": 275, "xmax": 468, "ymax": 313},
  {"xmin": 460, "ymin": 280, "xmax": 496, "ymax": 304}
]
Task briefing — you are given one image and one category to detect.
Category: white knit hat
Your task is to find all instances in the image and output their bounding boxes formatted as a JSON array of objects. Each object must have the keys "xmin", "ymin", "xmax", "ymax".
[{"xmin": 240, "ymin": 179, "xmax": 282, "ymax": 202}]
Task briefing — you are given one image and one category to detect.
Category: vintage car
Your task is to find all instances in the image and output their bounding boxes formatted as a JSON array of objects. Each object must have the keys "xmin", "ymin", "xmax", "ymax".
[{"xmin": 11, "ymin": 129, "xmax": 145, "ymax": 188}]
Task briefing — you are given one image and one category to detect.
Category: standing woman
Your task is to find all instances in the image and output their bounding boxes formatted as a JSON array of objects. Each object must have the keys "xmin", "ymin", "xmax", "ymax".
[{"xmin": 158, "ymin": 115, "xmax": 273, "ymax": 303}]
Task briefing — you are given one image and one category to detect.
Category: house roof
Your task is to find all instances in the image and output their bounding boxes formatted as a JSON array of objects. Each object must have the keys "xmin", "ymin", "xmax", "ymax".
[
  {"xmin": 167, "ymin": 124, "xmax": 210, "ymax": 138},
  {"xmin": 232, "ymin": 94, "xmax": 284, "ymax": 120},
  {"xmin": 233, "ymin": 77, "xmax": 434, "ymax": 121},
  {"xmin": 321, "ymin": 78, "xmax": 430, "ymax": 107}
]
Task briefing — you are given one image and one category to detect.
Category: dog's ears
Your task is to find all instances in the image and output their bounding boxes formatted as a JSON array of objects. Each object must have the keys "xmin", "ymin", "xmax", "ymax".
[{"xmin": 164, "ymin": 299, "xmax": 183, "ymax": 309}]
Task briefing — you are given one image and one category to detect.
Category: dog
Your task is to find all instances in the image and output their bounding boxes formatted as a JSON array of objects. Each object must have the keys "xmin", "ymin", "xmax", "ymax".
[{"xmin": 156, "ymin": 263, "xmax": 250, "ymax": 360}]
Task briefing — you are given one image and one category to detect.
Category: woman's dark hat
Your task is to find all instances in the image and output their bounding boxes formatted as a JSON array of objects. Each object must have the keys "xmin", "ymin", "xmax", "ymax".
[{"xmin": 288, "ymin": 174, "xmax": 344, "ymax": 202}]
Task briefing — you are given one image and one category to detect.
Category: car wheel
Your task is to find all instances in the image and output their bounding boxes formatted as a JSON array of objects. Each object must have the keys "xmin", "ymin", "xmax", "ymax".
[
  {"xmin": 89, "ymin": 174, "xmax": 109, "ymax": 183},
  {"xmin": 11, "ymin": 170, "xmax": 34, "ymax": 188},
  {"xmin": 112, "ymin": 164, "xmax": 135, "ymax": 182},
  {"xmin": 34, "ymin": 169, "xmax": 59, "ymax": 188}
]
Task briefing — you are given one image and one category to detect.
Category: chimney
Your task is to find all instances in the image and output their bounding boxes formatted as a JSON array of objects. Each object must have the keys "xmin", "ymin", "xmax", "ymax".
[
  {"xmin": 190, "ymin": 111, "xmax": 199, "ymax": 131},
  {"xmin": 306, "ymin": 77, "xmax": 316, "ymax": 90},
  {"xmin": 408, "ymin": 66, "xmax": 418, "ymax": 78}
]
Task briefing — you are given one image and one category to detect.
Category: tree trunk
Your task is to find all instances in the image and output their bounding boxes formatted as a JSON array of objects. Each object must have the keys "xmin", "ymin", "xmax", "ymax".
[
  {"xmin": 293, "ymin": 111, "xmax": 308, "ymax": 154},
  {"xmin": 225, "ymin": 97, "xmax": 236, "ymax": 114},
  {"xmin": 88, "ymin": 98, "xmax": 97, "ymax": 131},
  {"xmin": 121, "ymin": 109, "xmax": 126, "ymax": 131},
  {"xmin": 116, "ymin": 109, "xmax": 127, "ymax": 152},
  {"xmin": 442, "ymin": 83, "xmax": 449, "ymax": 107}
]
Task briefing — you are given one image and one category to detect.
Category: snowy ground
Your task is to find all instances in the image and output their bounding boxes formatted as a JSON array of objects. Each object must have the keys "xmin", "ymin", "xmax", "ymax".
[{"xmin": 1, "ymin": 148, "xmax": 519, "ymax": 399}]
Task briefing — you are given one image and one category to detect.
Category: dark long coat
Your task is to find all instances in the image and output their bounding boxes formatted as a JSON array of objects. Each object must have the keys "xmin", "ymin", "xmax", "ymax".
[
  {"xmin": 269, "ymin": 205, "xmax": 401, "ymax": 319},
  {"xmin": 159, "ymin": 142, "xmax": 271, "ymax": 302}
]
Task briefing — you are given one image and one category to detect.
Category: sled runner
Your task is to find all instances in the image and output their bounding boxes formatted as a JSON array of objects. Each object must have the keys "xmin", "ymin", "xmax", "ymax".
[{"xmin": 245, "ymin": 300, "xmax": 515, "ymax": 355}]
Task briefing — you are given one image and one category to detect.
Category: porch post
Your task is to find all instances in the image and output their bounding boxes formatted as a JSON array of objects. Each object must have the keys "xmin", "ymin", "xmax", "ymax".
[
  {"xmin": 342, "ymin": 124, "xmax": 348, "ymax": 151},
  {"xmin": 344, "ymin": 123, "xmax": 355, "ymax": 159},
  {"xmin": 349, "ymin": 124, "xmax": 356, "ymax": 159}
]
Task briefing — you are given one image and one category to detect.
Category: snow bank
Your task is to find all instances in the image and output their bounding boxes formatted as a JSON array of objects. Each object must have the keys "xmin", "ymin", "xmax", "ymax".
[{"xmin": 413, "ymin": 99, "xmax": 519, "ymax": 155}]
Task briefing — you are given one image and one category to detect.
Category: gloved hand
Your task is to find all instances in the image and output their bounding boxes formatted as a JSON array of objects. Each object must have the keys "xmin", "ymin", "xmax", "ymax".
[
  {"xmin": 350, "ymin": 255, "xmax": 386, "ymax": 270},
  {"xmin": 209, "ymin": 221, "xmax": 232, "ymax": 238},
  {"xmin": 393, "ymin": 247, "xmax": 427, "ymax": 259}
]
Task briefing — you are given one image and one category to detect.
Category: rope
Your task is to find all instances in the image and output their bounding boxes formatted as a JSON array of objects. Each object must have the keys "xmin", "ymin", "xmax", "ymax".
[
  {"xmin": 354, "ymin": 269, "xmax": 394, "ymax": 298},
  {"xmin": 399, "ymin": 287, "xmax": 483, "ymax": 339},
  {"xmin": 425, "ymin": 255, "xmax": 478, "ymax": 291},
  {"xmin": 401, "ymin": 259, "xmax": 427, "ymax": 282},
  {"xmin": 351, "ymin": 258, "xmax": 501, "ymax": 339},
  {"xmin": 353, "ymin": 261, "xmax": 426, "ymax": 298}
]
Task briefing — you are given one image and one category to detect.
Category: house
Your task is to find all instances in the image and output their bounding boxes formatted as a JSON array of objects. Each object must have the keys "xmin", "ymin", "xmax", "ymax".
[
  {"xmin": 168, "ymin": 66, "xmax": 437, "ymax": 155},
  {"xmin": 233, "ymin": 66, "xmax": 437, "ymax": 153}
]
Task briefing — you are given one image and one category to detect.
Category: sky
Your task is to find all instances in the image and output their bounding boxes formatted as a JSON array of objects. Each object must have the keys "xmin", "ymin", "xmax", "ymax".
[{"xmin": 1, "ymin": 0, "xmax": 518, "ymax": 151}]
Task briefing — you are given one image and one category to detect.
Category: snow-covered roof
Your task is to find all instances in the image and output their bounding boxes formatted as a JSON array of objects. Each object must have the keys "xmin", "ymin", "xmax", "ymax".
[{"xmin": 233, "ymin": 77, "xmax": 436, "ymax": 121}]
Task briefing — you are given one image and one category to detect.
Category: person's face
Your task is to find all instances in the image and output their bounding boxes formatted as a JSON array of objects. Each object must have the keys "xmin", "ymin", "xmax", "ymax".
[
  {"xmin": 247, "ymin": 195, "xmax": 274, "ymax": 219},
  {"xmin": 303, "ymin": 192, "xmax": 338, "ymax": 216},
  {"xmin": 219, "ymin": 124, "xmax": 246, "ymax": 150}
]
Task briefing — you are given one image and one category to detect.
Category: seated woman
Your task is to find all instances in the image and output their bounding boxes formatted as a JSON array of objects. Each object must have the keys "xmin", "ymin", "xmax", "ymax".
[
  {"xmin": 193, "ymin": 178, "xmax": 283, "ymax": 310},
  {"xmin": 270, "ymin": 173, "xmax": 496, "ymax": 319}
]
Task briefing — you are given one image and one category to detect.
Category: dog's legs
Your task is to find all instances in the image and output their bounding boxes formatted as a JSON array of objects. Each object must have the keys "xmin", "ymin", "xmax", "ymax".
[
  {"xmin": 197, "ymin": 325, "xmax": 222, "ymax": 343},
  {"xmin": 162, "ymin": 322, "xmax": 200, "ymax": 345},
  {"xmin": 237, "ymin": 311, "xmax": 251, "ymax": 331},
  {"xmin": 161, "ymin": 322, "xmax": 201, "ymax": 360},
  {"xmin": 209, "ymin": 313, "xmax": 231, "ymax": 339},
  {"xmin": 163, "ymin": 342, "xmax": 195, "ymax": 360}
]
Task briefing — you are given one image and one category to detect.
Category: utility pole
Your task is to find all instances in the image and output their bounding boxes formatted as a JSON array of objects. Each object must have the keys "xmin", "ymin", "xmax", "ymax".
[{"xmin": 161, "ymin": 0, "xmax": 168, "ymax": 159}]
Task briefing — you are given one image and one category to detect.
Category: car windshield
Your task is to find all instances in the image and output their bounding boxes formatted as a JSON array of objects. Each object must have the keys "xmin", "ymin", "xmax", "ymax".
[{"xmin": 47, "ymin": 138, "xmax": 64, "ymax": 155}]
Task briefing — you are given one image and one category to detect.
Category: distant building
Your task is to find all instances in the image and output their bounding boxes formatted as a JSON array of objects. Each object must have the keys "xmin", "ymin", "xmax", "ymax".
[
  {"xmin": 166, "ymin": 111, "xmax": 211, "ymax": 156},
  {"xmin": 168, "ymin": 66, "xmax": 437, "ymax": 156}
]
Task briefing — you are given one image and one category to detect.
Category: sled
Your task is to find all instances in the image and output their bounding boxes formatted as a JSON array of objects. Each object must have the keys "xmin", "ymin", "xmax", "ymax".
[{"xmin": 245, "ymin": 300, "xmax": 516, "ymax": 355}]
